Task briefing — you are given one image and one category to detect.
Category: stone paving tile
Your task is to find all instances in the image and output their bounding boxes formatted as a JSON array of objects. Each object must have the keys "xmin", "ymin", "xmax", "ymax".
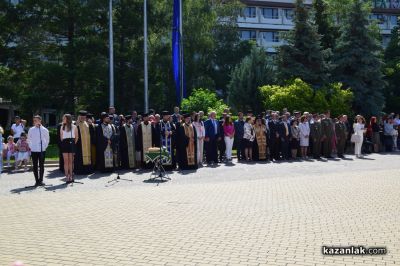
[{"xmin": 0, "ymin": 153, "xmax": 399, "ymax": 265}]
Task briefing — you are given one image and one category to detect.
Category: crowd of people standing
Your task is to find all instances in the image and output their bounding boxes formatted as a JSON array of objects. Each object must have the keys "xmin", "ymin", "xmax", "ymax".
[{"xmin": 0, "ymin": 107, "xmax": 399, "ymax": 185}]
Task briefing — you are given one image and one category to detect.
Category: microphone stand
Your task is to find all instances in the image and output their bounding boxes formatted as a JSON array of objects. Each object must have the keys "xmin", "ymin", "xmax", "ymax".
[
  {"xmin": 150, "ymin": 121, "xmax": 169, "ymax": 181},
  {"xmin": 108, "ymin": 124, "xmax": 132, "ymax": 184}
]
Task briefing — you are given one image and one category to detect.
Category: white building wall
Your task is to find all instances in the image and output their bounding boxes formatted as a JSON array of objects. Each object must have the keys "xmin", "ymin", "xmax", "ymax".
[{"xmin": 238, "ymin": 0, "xmax": 400, "ymax": 52}]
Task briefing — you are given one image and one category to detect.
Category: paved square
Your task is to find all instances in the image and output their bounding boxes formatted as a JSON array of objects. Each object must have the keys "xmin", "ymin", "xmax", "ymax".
[{"xmin": 0, "ymin": 153, "xmax": 399, "ymax": 266}]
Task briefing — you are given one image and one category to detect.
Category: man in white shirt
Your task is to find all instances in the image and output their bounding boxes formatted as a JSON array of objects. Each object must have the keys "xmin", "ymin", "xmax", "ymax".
[
  {"xmin": 11, "ymin": 116, "xmax": 25, "ymax": 143},
  {"xmin": 27, "ymin": 115, "xmax": 50, "ymax": 187}
]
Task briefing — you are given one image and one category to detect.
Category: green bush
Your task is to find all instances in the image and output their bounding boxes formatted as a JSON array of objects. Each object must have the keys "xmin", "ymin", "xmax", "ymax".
[
  {"xmin": 259, "ymin": 78, "xmax": 353, "ymax": 117},
  {"xmin": 49, "ymin": 128, "xmax": 59, "ymax": 145},
  {"xmin": 181, "ymin": 88, "xmax": 228, "ymax": 117}
]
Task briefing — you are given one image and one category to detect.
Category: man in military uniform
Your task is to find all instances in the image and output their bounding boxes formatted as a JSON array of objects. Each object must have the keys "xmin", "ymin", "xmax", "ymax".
[
  {"xmin": 335, "ymin": 115, "xmax": 348, "ymax": 158},
  {"xmin": 310, "ymin": 114, "xmax": 322, "ymax": 159},
  {"xmin": 321, "ymin": 111, "xmax": 334, "ymax": 158}
]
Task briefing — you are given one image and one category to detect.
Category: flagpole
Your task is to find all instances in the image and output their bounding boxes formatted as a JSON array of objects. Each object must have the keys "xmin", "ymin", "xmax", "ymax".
[
  {"xmin": 179, "ymin": 0, "xmax": 183, "ymax": 103},
  {"xmin": 109, "ymin": 0, "xmax": 114, "ymax": 107},
  {"xmin": 144, "ymin": 0, "xmax": 149, "ymax": 113}
]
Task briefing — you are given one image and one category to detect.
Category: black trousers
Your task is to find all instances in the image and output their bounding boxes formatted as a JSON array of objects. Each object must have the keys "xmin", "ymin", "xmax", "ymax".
[
  {"xmin": 280, "ymin": 138, "xmax": 289, "ymax": 159},
  {"xmin": 31, "ymin": 152, "xmax": 46, "ymax": 184},
  {"xmin": 236, "ymin": 138, "xmax": 244, "ymax": 160},
  {"xmin": 218, "ymin": 137, "xmax": 226, "ymax": 162},
  {"xmin": 205, "ymin": 138, "xmax": 218, "ymax": 163},
  {"xmin": 269, "ymin": 137, "xmax": 281, "ymax": 160}
]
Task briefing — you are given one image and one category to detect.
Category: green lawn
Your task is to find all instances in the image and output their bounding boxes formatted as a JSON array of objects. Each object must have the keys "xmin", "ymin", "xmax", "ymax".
[{"xmin": 45, "ymin": 144, "xmax": 59, "ymax": 160}]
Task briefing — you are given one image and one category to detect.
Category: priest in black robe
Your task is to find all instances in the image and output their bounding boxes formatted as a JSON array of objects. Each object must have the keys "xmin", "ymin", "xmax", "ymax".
[
  {"xmin": 87, "ymin": 113, "xmax": 97, "ymax": 169},
  {"xmin": 176, "ymin": 114, "xmax": 198, "ymax": 170},
  {"xmin": 152, "ymin": 114, "xmax": 161, "ymax": 148},
  {"xmin": 96, "ymin": 113, "xmax": 116, "ymax": 172},
  {"xmin": 74, "ymin": 110, "xmax": 94, "ymax": 175},
  {"xmin": 120, "ymin": 115, "xmax": 136, "ymax": 169}
]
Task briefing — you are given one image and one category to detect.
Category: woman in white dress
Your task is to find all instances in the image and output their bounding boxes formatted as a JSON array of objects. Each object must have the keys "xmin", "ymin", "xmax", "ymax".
[
  {"xmin": 353, "ymin": 116, "xmax": 366, "ymax": 158},
  {"xmin": 192, "ymin": 113, "xmax": 205, "ymax": 165},
  {"xmin": 299, "ymin": 115, "xmax": 310, "ymax": 159}
]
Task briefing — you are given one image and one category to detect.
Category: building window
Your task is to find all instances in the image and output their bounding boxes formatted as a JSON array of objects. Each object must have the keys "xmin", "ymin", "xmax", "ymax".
[
  {"xmin": 390, "ymin": 15, "xmax": 398, "ymax": 26},
  {"xmin": 382, "ymin": 35, "xmax": 391, "ymax": 47},
  {"xmin": 262, "ymin": 8, "xmax": 279, "ymax": 19},
  {"xmin": 283, "ymin": 9, "xmax": 294, "ymax": 20},
  {"xmin": 240, "ymin": 30, "xmax": 257, "ymax": 41},
  {"xmin": 371, "ymin": 13, "xmax": 386, "ymax": 24},
  {"xmin": 243, "ymin": 7, "xmax": 256, "ymax": 18},
  {"xmin": 261, "ymin": 31, "xmax": 280, "ymax": 43}
]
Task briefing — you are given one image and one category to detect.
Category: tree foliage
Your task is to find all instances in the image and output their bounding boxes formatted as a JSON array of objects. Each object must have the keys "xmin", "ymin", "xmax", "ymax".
[
  {"xmin": 277, "ymin": 0, "xmax": 329, "ymax": 88},
  {"xmin": 181, "ymin": 88, "xmax": 228, "ymax": 116},
  {"xmin": 383, "ymin": 25, "xmax": 400, "ymax": 113},
  {"xmin": 312, "ymin": 0, "xmax": 337, "ymax": 50},
  {"xmin": 0, "ymin": 0, "xmax": 246, "ymax": 118},
  {"xmin": 332, "ymin": 0, "xmax": 385, "ymax": 116},
  {"xmin": 259, "ymin": 78, "xmax": 353, "ymax": 117},
  {"xmin": 228, "ymin": 45, "xmax": 275, "ymax": 113}
]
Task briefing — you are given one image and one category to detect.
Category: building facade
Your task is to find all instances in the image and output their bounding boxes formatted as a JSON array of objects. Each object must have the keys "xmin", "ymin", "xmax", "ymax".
[{"xmin": 238, "ymin": 0, "xmax": 400, "ymax": 52}]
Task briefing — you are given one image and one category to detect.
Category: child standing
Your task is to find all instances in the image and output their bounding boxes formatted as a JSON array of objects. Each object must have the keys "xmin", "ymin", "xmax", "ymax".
[
  {"xmin": 6, "ymin": 136, "xmax": 17, "ymax": 168},
  {"xmin": 14, "ymin": 133, "xmax": 30, "ymax": 171}
]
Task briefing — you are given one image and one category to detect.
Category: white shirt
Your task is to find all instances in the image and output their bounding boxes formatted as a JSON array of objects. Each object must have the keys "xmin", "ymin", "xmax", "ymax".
[
  {"xmin": 61, "ymin": 124, "xmax": 77, "ymax": 139},
  {"xmin": 11, "ymin": 123, "xmax": 24, "ymax": 138},
  {"xmin": 354, "ymin": 123, "xmax": 365, "ymax": 136},
  {"xmin": 28, "ymin": 125, "xmax": 50, "ymax": 152},
  {"xmin": 243, "ymin": 123, "xmax": 255, "ymax": 141}
]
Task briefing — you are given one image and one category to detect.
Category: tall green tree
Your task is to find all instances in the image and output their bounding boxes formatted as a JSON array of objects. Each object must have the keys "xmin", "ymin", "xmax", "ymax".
[
  {"xmin": 228, "ymin": 45, "xmax": 275, "ymax": 113},
  {"xmin": 0, "ymin": 0, "xmax": 18, "ymax": 101},
  {"xmin": 383, "ymin": 25, "xmax": 400, "ymax": 113},
  {"xmin": 313, "ymin": 0, "xmax": 337, "ymax": 50},
  {"xmin": 277, "ymin": 0, "xmax": 329, "ymax": 88},
  {"xmin": 1, "ymin": 0, "xmax": 251, "ymax": 118},
  {"xmin": 332, "ymin": 0, "xmax": 385, "ymax": 115},
  {"xmin": 324, "ymin": 0, "xmax": 353, "ymax": 25}
]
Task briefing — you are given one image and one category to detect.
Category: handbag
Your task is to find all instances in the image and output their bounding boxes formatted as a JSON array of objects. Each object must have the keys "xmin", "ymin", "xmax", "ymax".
[{"xmin": 351, "ymin": 134, "xmax": 362, "ymax": 143}]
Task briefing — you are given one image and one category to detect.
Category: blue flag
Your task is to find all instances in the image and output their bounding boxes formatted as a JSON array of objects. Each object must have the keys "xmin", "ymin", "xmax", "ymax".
[{"xmin": 172, "ymin": 0, "xmax": 185, "ymax": 105}]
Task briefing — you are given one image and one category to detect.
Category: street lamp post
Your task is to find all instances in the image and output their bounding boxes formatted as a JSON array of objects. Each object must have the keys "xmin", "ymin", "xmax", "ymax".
[
  {"xmin": 144, "ymin": 0, "xmax": 149, "ymax": 113},
  {"xmin": 109, "ymin": 0, "xmax": 114, "ymax": 108}
]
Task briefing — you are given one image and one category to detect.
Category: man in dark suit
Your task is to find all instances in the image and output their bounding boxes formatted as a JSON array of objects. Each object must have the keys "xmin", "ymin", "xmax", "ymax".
[
  {"xmin": 204, "ymin": 111, "xmax": 220, "ymax": 165},
  {"xmin": 321, "ymin": 111, "xmax": 334, "ymax": 158},
  {"xmin": 310, "ymin": 114, "xmax": 323, "ymax": 159},
  {"xmin": 234, "ymin": 112, "xmax": 245, "ymax": 161},
  {"xmin": 335, "ymin": 115, "xmax": 348, "ymax": 158},
  {"xmin": 279, "ymin": 115, "xmax": 291, "ymax": 160},
  {"xmin": 171, "ymin": 106, "xmax": 180, "ymax": 125},
  {"xmin": 268, "ymin": 112, "xmax": 281, "ymax": 161}
]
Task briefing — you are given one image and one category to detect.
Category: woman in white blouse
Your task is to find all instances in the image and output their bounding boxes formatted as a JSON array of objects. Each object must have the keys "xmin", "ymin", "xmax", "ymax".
[
  {"xmin": 299, "ymin": 115, "xmax": 310, "ymax": 159},
  {"xmin": 193, "ymin": 113, "xmax": 205, "ymax": 165},
  {"xmin": 60, "ymin": 114, "xmax": 79, "ymax": 183},
  {"xmin": 353, "ymin": 115, "xmax": 366, "ymax": 158},
  {"xmin": 243, "ymin": 117, "xmax": 255, "ymax": 161}
]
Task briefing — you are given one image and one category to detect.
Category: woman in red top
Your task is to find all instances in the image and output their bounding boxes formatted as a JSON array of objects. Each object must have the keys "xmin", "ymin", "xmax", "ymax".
[{"xmin": 223, "ymin": 115, "xmax": 235, "ymax": 162}]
